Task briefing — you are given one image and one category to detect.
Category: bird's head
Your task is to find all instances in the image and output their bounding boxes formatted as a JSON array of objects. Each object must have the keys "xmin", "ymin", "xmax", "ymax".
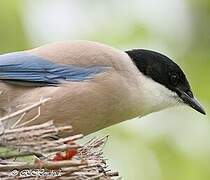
[{"xmin": 126, "ymin": 49, "xmax": 206, "ymax": 115}]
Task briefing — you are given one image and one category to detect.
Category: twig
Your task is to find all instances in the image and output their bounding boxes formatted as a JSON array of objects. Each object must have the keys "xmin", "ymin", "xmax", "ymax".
[
  {"xmin": 0, "ymin": 98, "xmax": 50, "ymax": 123},
  {"xmin": 0, "ymin": 100, "xmax": 119, "ymax": 180}
]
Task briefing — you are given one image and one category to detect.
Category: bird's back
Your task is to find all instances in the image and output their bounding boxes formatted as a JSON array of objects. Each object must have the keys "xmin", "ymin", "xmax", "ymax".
[{"xmin": 29, "ymin": 41, "xmax": 129, "ymax": 69}]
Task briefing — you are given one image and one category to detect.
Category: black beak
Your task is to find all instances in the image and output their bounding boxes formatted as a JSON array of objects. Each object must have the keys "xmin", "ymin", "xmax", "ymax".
[{"xmin": 180, "ymin": 91, "xmax": 206, "ymax": 115}]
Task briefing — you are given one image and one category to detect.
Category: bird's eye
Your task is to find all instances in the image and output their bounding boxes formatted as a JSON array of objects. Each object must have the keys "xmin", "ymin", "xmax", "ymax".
[{"xmin": 170, "ymin": 74, "xmax": 179, "ymax": 86}]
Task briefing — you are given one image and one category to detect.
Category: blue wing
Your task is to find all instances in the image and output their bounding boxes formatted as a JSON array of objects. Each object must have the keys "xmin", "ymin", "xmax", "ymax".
[{"xmin": 0, "ymin": 52, "xmax": 107, "ymax": 86}]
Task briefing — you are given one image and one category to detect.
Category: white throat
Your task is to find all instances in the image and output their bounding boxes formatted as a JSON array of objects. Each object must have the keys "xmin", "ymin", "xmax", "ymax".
[{"xmin": 131, "ymin": 71, "xmax": 179, "ymax": 116}]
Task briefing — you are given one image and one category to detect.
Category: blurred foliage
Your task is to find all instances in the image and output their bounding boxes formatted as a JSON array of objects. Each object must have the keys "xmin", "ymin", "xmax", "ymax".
[
  {"xmin": 0, "ymin": 0, "xmax": 209, "ymax": 180},
  {"xmin": 93, "ymin": 125, "xmax": 210, "ymax": 180},
  {"xmin": 0, "ymin": 1, "xmax": 29, "ymax": 53},
  {"xmin": 180, "ymin": 0, "xmax": 210, "ymax": 101},
  {"xmin": 88, "ymin": 22, "xmax": 149, "ymax": 47}
]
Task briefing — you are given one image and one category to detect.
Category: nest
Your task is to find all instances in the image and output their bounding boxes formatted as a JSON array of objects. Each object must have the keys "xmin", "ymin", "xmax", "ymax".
[{"xmin": 0, "ymin": 99, "xmax": 120, "ymax": 180}]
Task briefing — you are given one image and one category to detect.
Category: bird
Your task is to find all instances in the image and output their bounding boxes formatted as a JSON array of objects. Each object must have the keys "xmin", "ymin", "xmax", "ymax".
[{"xmin": 0, "ymin": 40, "xmax": 206, "ymax": 135}]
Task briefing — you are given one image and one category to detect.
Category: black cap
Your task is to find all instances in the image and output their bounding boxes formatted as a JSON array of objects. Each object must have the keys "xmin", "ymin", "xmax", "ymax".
[{"xmin": 125, "ymin": 49, "xmax": 206, "ymax": 115}]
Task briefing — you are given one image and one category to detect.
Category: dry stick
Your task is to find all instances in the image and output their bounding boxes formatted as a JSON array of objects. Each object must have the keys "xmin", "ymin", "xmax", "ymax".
[
  {"xmin": 0, "ymin": 130, "xmax": 81, "ymax": 159},
  {"xmin": 55, "ymin": 134, "xmax": 84, "ymax": 144},
  {"xmin": 0, "ymin": 151, "xmax": 43, "ymax": 160},
  {"xmin": 2, "ymin": 121, "xmax": 54, "ymax": 134},
  {"xmin": 56, "ymin": 164, "xmax": 100, "ymax": 175},
  {"xmin": 2, "ymin": 123, "xmax": 72, "ymax": 139},
  {"xmin": 0, "ymin": 98, "xmax": 50, "ymax": 123},
  {"xmin": 16, "ymin": 106, "xmax": 41, "ymax": 128},
  {"xmin": 0, "ymin": 160, "xmax": 98, "ymax": 171},
  {"xmin": 11, "ymin": 112, "xmax": 26, "ymax": 129},
  {"xmin": 84, "ymin": 173, "xmax": 104, "ymax": 179},
  {"xmin": 0, "ymin": 100, "xmax": 119, "ymax": 179},
  {"xmin": 43, "ymin": 144, "xmax": 81, "ymax": 153}
]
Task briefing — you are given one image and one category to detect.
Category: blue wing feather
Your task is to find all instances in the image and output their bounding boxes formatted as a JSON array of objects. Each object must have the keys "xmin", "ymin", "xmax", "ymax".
[{"xmin": 0, "ymin": 52, "xmax": 107, "ymax": 86}]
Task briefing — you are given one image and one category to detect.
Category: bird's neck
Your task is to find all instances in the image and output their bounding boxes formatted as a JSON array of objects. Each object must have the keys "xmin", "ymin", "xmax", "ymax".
[{"xmin": 127, "ymin": 71, "xmax": 178, "ymax": 117}]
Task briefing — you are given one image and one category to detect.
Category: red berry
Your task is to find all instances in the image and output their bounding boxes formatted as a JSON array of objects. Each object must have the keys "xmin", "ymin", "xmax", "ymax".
[
  {"xmin": 52, "ymin": 152, "xmax": 64, "ymax": 161},
  {"xmin": 64, "ymin": 149, "xmax": 77, "ymax": 160}
]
